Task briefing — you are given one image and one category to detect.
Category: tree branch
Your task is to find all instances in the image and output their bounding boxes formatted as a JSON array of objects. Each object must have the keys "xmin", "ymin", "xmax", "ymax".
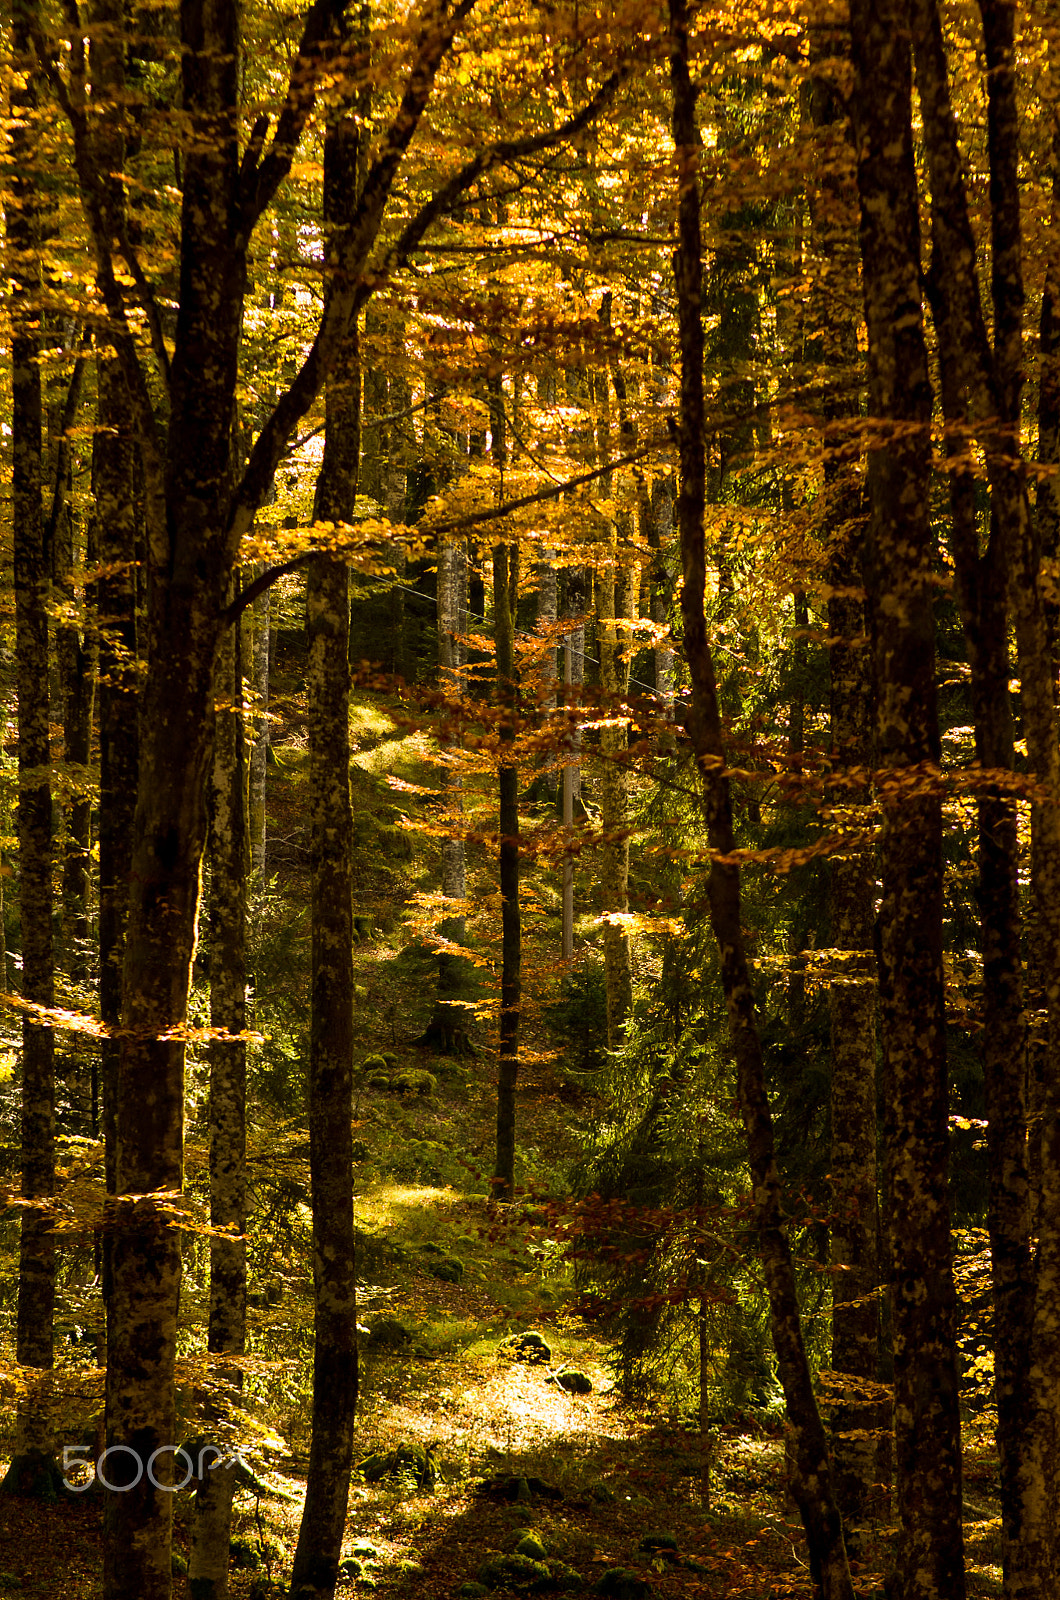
[
  {"xmin": 45, "ymin": 330, "xmax": 90, "ymax": 556},
  {"xmin": 221, "ymin": 441, "xmax": 664, "ymax": 626},
  {"xmin": 29, "ymin": 20, "xmax": 166, "ymax": 477},
  {"xmin": 352, "ymin": 64, "xmax": 628, "ymax": 309},
  {"xmin": 238, "ymin": 0, "xmax": 348, "ymax": 232},
  {"xmin": 227, "ymin": 0, "xmax": 478, "ymax": 548}
]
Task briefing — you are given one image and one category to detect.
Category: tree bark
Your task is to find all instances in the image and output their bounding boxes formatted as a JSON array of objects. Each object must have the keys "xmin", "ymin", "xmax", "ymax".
[
  {"xmin": 424, "ymin": 535, "xmax": 476, "ymax": 1053},
  {"xmin": 92, "ymin": 349, "xmax": 140, "ymax": 1438},
  {"xmin": 103, "ymin": 0, "xmax": 245, "ymax": 1585},
  {"xmin": 50, "ymin": 344, "xmax": 95, "ymax": 971},
  {"xmin": 597, "ymin": 330, "xmax": 638, "ymax": 1047},
  {"xmin": 6, "ymin": 0, "xmax": 56, "ymax": 1478},
  {"xmin": 806, "ymin": 40, "xmax": 883, "ymax": 1529},
  {"xmin": 908, "ymin": 0, "xmax": 1054, "ymax": 1587},
  {"xmin": 288, "ymin": 91, "xmax": 360, "ymax": 1600},
  {"xmin": 188, "ymin": 593, "xmax": 248, "ymax": 1600},
  {"xmin": 595, "ymin": 541, "xmax": 634, "ymax": 1050},
  {"xmin": 491, "ymin": 379, "xmax": 521, "ymax": 1201},
  {"xmin": 248, "ymin": 579, "xmax": 270, "ymax": 878},
  {"xmin": 560, "ymin": 566, "xmax": 586, "ymax": 962},
  {"xmin": 669, "ymin": 5, "xmax": 853, "ymax": 1595},
  {"xmin": 849, "ymin": 1, "xmax": 966, "ymax": 1594}
]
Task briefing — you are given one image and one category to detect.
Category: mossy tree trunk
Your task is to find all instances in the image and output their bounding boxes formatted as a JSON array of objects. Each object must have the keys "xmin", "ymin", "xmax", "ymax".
[
  {"xmin": 92, "ymin": 350, "xmax": 140, "ymax": 1413},
  {"xmin": 288, "ymin": 89, "xmax": 360, "ymax": 1600},
  {"xmin": 806, "ymin": 44, "xmax": 883, "ymax": 1530},
  {"xmin": 849, "ymin": 0, "xmax": 967, "ymax": 1592},
  {"xmin": 188, "ymin": 596, "xmax": 248, "ymax": 1600},
  {"xmin": 908, "ymin": 0, "xmax": 1056, "ymax": 1587},
  {"xmin": 50, "ymin": 345, "xmax": 95, "ymax": 972},
  {"xmin": 7, "ymin": 0, "xmax": 56, "ymax": 1477}
]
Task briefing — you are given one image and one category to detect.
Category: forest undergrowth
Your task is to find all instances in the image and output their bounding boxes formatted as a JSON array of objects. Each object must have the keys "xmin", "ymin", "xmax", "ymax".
[{"xmin": 0, "ymin": 659, "xmax": 1003, "ymax": 1600}]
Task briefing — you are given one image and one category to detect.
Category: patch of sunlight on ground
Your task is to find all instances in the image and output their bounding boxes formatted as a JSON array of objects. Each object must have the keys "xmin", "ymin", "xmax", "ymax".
[
  {"xmin": 356, "ymin": 1184, "xmax": 466, "ymax": 1231},
  {"xmin": 350, "ymin": 701, "xmax": 396, "ymax": 743},
  {"xmin": 369, "ymin": 1357, "xmax": 625, "ymax": 1465},
  {"xmin": 352, "ymin": 731, "xmax": 434, "ymax": 777}
]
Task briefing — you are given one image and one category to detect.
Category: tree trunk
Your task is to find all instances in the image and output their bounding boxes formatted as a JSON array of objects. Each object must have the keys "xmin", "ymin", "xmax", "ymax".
[
  {"xmin": 248, "ymin": 579, "xmax": 270, "ymax": 878},
  {"xmin": 669, "ymin": 5, "xmax": 853, "ymax": 1594},
  {"xmin": 561, "ymin": 630, "xmax": 575, "ymax": 964},
  {"xmin": 806, "ymin": 43, "xmax": 883, "ymax": 1529},
  {"xmin": 590, "ymin": 315, "xmax": 635, "ymax": 1044},
  {"xmin": 104, "ymin": 0, "xmax": 245, "ymax": 1586},
  {"xmin": 50, "ymin": 344, "xmax": 95, "ymax": 971},
  {"xmin": 648, "ymin": 476, "xmax": 674, "ymax": 707},
  {"xmin": 595, "ymin": 542, "xmax": 634, "ymax": 1049},
  {"xmin": 92, "ymin": 346, "xmax": 140, "ymax": 1407},
  {"xmin": 560, "ymin": 565, "xmax": 586, "ymax": 962},
  {"xmin": 849, "ymin": 1, "xmax": 966, "ymax": 1593},
  {"xmin": 6, "ymin": 0, "xmax": 57, "ymax": 1483},
  {"xmin": 536, "ymin": 547, "xmax": 559, "ymax": 800},
  {"xmin": 188, "ymin": 594, "xmax": 248, "ymax": 1600},
  {"xmin": 908, "ymin": 0, "xmax": 1055, "ymax": 1586},
  {"xmin": 491, "ymin": 378, "xmax": 521, "ymax": 1201},
  {"xmin": 826, "ymin": 530, "xmax": 881, "ymax": 1530},
  {"xmin": 288, "ymin": 93, "xmax": 360, "ymax": 1600},
  {"xmin": 421, "ymin": 535, "xmax": 477, "ymax": 1053}
]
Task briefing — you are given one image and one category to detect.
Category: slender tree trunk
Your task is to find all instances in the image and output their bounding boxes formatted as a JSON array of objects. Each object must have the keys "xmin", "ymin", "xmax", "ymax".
[
  {"xmin": 50, "ymin": 344, "xmax": 95, "ymax": 969},
  {"xmin": 849, "ymin": 1, "xmax": 966, "ymax": 1593},
  {"xmin": 560, "ymin": 566, "xmax": 586, "ymax": 962},
  {"xmin": 649, "ymin": 476, "xmax": 674, "ymax": 707},
  {"xmin": 908, "ymin": 0, "xmax": 1053, "ymax": 1586},
  {"xmin": 595, "ymin": 543, "xmax": 634, "ymax": 1048},
  {"xmin": 490, "ymin": 379, "xmax": 521, "ymax": 1201},
  {"xmin": 422, "ymin": 535, "xmax": 476, "ymax": 1051},
  {"xmin": 806, "ymin": 46, "xmax": 883, "ymax": 1528},
  {"xmin": 536, "ymin": 549, "xmax": 559, "ymax": 800},
  {"xmin": 929, "ymin": 180, "xmax": 1030, "ymax": 1600},
  {"xmin": 826, "ymin": 537, "xmax": 881, "ymax": 1530},
  {"xmin": 188, "ymin": 595, "xmax": 248, "ymax": 1600},
  {"xmin": 669, "ymin": 6, "xmax": 853, "ymax": 1595},
  {"xmin": 92, "ymin": 348, "xmax": 140, "ymax": 1412},
  {"xmin": 249, "ymin": 579, "xmax": 270, "ymax": 877},
  {"xmin": 591, "ymin": 318, "xmax": 634, "ymax": 1043},
  {"xmin": 288, "ymin": 92, "xmax": 360, "ymax": 1600},
  {"xmin": 5, "ymin": 0, "xmax": 57, "ymax": 1482},
  {"xmin": 562, "ymin": 631, "xmax": 575, "ymax": 963}
]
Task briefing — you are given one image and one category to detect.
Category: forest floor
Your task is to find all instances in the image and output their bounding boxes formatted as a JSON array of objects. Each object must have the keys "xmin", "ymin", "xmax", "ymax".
[{"xmin": 0, "ymin": 666, "xmax": 1005, "ymax": 1598}]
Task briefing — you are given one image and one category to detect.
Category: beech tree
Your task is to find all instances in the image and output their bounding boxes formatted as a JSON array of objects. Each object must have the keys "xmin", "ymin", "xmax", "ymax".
[
  {"xmin": 5, "ymin": 0, "xmax": 56, "ymax": 1487},
  {"xmin": 288, "ymin": 62, "xmax": 361, "ymax": 1596}
]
